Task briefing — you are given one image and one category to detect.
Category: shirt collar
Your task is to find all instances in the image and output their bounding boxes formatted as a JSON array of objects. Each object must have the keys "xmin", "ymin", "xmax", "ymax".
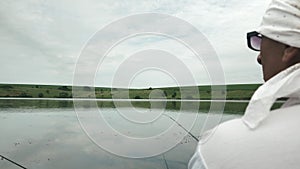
[{"xmin": 242, "ymin": 63, "xmax": 300, "ymax": 129}]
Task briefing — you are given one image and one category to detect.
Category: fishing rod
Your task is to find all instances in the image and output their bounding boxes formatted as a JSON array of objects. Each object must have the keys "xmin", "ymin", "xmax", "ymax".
[
  {"xmin": 161, "ymin": 114, "xmax": 199, "ymax": 169},
  {"xmin": 0, "ymin": 154, "xmax": 27, "ymax": 169},
  {"xmin": 162, "ymin": 113, "xmax": 199, "ymax": 142}
]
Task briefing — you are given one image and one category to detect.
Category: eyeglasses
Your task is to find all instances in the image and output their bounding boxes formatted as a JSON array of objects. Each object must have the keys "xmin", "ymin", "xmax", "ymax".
[{"xmin": 247, "ymin": 31, "xmax": 262, "ymax": 51}]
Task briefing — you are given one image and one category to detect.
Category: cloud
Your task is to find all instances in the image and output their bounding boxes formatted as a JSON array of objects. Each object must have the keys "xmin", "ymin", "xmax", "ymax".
[{"xmin": 0, "ymin": 0, "xmax": 271, "ymax": 87}]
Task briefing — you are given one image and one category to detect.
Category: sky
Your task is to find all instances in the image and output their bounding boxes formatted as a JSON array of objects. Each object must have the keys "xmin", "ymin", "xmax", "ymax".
[{"xmin": 0, "ymin": 0, "xmax": 272, "ymax": 88}]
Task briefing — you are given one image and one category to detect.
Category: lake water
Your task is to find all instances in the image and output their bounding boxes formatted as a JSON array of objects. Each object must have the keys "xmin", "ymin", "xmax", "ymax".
[{"xmin": 0, "ymin": 101, "xmax": 241, "ymax": 169}]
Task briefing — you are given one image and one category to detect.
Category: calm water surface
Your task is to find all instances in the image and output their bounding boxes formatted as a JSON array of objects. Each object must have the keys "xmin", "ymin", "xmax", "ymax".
[{"xmin": 0, "ymin": 106, "xmax": 240, "ymax": 169}]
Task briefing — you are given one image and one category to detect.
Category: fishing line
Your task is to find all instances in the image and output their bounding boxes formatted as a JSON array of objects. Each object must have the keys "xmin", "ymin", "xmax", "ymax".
[
  {"xmin": 0, "ymin": 155, "xmax": 27, "ymax": 169},
  {"xmin": 162, "ymin": 113, "xmax": 199, "ymax": 142},
  {"xmin": 162, "ymin": 153, "xmax": 170, "ymax": 169}
]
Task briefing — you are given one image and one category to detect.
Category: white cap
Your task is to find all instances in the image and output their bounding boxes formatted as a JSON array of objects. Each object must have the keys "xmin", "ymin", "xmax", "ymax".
[{"xmin": 258, "ymin": 0, "xmax": 300, "ymax": 48}]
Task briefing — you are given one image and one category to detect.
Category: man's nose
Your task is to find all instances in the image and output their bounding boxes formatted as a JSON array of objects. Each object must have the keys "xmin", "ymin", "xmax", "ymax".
[{"xmin": 257, "ymin": 54, "xmax": 262, "ymax": 65}]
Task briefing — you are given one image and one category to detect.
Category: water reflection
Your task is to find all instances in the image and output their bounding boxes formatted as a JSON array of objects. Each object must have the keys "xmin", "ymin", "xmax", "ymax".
[
  {"xmin": 0, "ymin": 101, "xmax": 241, "ymax": 169},
  {"xmin": 0, "ymin": 99, "xmax": 249, "ymax": 114}
]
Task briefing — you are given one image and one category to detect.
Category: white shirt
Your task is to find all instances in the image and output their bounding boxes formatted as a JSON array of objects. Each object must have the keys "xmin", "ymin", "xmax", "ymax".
[{"xmin": 189, "ymin": 63, "xmax": 300, "ymax": 169}]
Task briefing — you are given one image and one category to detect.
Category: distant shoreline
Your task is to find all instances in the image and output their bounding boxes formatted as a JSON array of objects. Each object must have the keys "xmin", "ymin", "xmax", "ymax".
[
  {"xmin": 0, "ymin": 83, "xmax": 262, "ymax": 100},
  {"xmin": 0, "ymin": 83, "xmax": 285, "ymax": 114},
  {"xmin": 0, "ymin": 97, "xmax": 257, "ymax": 103},
  {"xmin": 0, "ymin": 83, "xmax": 271, "ymax": 114}
]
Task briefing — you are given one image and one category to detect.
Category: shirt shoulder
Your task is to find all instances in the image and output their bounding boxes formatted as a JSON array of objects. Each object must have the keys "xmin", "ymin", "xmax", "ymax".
[{"xmin": 200, "ymin": 105, "xmax": 300, "ymax": 169}]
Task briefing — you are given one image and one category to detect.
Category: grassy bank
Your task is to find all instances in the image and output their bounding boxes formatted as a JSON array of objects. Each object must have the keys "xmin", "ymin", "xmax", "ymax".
[
  {"xmin": 0, "ymin": 83, "xmax": 261, "ymax": 100},
  {"xmin": 0, "ymin": 83, "xmax": 264, "ymax": 114}
]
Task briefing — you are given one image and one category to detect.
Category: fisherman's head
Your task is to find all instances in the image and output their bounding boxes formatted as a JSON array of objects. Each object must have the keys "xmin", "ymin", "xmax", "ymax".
[{"xmin": 247, "ymin": 0, "xmax": 300, "ymax": 81}]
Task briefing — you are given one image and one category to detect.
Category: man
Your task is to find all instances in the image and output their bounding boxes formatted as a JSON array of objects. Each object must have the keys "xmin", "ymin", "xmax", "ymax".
[{"xmin": 189, "ymin": 0, "xmax": 300, "ymax": 168}]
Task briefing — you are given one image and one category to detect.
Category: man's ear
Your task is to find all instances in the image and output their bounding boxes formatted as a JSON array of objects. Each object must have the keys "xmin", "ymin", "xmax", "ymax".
[{"xmin": 282, "ymin": 46, "xmax": 300, "ymax": 63}]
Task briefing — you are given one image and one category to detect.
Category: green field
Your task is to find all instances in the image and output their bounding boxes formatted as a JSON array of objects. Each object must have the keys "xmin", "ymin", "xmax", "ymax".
[
  {"xmin": 0, "ymin": 83, "xmax": 265, "ymax": 114},
  {"xmin": 0, "ymin": 83, "xmax": 261, "ymax": 100}
]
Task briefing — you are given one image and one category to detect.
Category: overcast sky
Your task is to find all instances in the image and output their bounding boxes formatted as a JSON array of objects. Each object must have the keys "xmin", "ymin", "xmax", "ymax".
[{"xmin": 0, "ymin": 0, "xmax": 271, "ymax": 88}]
